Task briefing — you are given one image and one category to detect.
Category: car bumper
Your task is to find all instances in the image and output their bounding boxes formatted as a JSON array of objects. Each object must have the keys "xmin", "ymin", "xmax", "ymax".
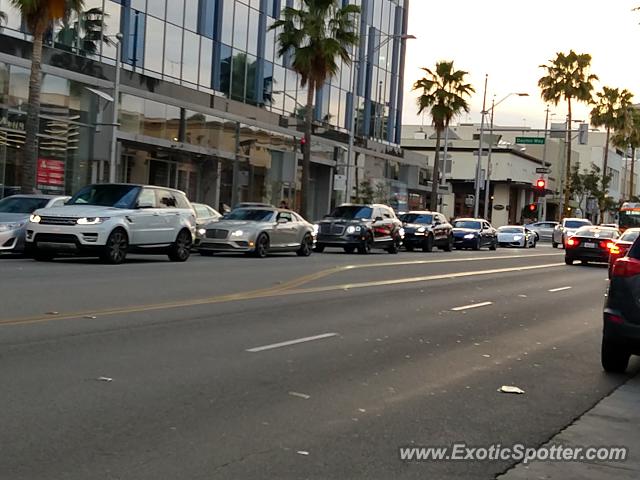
[
  {"xmin": 565, "ymin": 248, "xmax": 609, "ymax": 262},
  {"xmin": 196, "ymin": 238, "xmax": 253, "ymax": 252},
  {"xmin": 603, "ymin": 309, "xmax": 640, "ymax": 354},
  {"xmin": 498, "ymin": 239, "xmax": 525, "ymax": 247},
  {"xmin": 25, "ymin": 223, "xmax": 111, "ymax": 251},
  {"xmin": 453, "ymin": 237, "xmax": 478, "ymax": 248},
  {"xmin": 403, "ymin": 233, "xmax": 429, "ymax": 246},
  {"xmin": 0, "ymin": 228, "xmax": 26, "ymax": 252},
  {"xmin": 315, "ymin": 233, "xmax": 366, "ymax": 247}
]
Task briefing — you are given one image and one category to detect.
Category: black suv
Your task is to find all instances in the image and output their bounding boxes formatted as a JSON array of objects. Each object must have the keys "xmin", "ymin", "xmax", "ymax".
[
  {"xmin": 399, "ymin": 211, "xmax": 453, "ymax": 252},
  {"xmin": 602, "ymin": 236, "xmax": 640, "ymax": 373},
  {"xmin": 314, "ymin": 204, "xmax": 403, "ymax": 254}
]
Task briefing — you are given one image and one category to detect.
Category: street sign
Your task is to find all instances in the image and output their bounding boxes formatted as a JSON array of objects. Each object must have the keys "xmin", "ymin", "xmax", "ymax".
[
  {"xmin": 536, "ymin": 167, "xmax": 551, "ymax": 174},
  {"xmin": 516, "ymin": 137, "xmax": 545, "ymax": 145}
]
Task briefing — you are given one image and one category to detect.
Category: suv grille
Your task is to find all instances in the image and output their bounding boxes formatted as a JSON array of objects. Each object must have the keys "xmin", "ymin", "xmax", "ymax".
[
  {"xmin": 35, "ymin": 233, "xmax": 77, "ymax": 244},
  {"xmin": 206, "ymin": 229, "xmax": 228, "ymax": 239},
  {"xmin": 319, "ymin": 224, "xmax": 346, "ymax": 235},
  {"xmin": 39, "ymin": 216, "xmax": 78, "ymax": 226}
]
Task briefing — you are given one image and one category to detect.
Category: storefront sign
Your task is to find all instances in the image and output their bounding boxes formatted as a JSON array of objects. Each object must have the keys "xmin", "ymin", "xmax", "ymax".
[{"xmin": 37, "ymin": 158, "xmax": 65, "ymax": 193}]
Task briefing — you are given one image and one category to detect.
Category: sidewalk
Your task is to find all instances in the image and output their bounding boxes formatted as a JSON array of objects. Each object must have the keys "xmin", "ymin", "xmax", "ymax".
[{"xmin": 498, "ymin": 374, "xmax": 640, "ymax": 480}]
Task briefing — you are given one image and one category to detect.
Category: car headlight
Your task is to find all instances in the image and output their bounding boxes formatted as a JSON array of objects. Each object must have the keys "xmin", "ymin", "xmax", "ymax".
[
  {"xmin": 230, "ymin": 230, "xmax": 245, "ymax": 237},
  {"xmin": 29, "ymin": 214, "xmax": 41, "ymax": 224},
  {"xmin": 464, "ymin": 233, "xmax": 476, "ymax": 239},
  {"xmin": 417, "ymin": 226, "xmax": 426, "ymax": 233},
  {"xmin": 0, "ymin": 222, "xmax": 25, "ymax": 232},
  {"xmin": 77, "ymin": 217, "xmax": 109, "ymax": 225},
  {"xmin": 513, "ymin": 235, "xmax": 523, "ymax": 241},
  {"xmin": 399, "ymin": 227, "xmax": 405, "ymax": 239},
  {"xmin": 313, "ymin": 224, "xmax": 319, "ymax": 235},
  {"xmin": 347, "ymin": 225, "xmax": 362, "ymax": 234},
  {"xmin": 198, "ymin": 228, "xmax": 206, "ymax": 236}
]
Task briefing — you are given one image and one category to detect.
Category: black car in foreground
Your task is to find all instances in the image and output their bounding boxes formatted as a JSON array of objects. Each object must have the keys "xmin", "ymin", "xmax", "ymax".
[
  {"xmin": 314, "ymin": 204, "xmax": 403, "ymax": 254},
  {"xmin": 564, "ymin": 226, "xmax": 619, "ymax": 265},
  {"xmin": 451, "ymin": 218, "xmax": 497, "ymax": 250},
  {"xmin": 602, "ymin": 237, "xmax": 640, "ymax": 372},
  {"xmin": 399, "ymin": 211, "xmax": 453, "ymax": 252}
]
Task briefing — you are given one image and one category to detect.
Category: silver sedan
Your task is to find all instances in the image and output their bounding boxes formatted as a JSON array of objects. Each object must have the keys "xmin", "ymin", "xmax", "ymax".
[
  {"xmin": 196, "ymin": 207, "xmax": 316, "ymax": 258},
  {"xmin": 0, "ymin": 194, "xmax": 69, "ymax": 253}
]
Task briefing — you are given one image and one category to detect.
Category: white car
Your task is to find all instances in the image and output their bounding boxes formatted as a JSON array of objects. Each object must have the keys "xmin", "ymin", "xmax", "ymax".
[
  {"xmin": 26, "ymin": 184, "xmax": 196, "ymax": 264},
  {"xmin": 497, "ymin": 226, "xmax": 537, "ymax": 248},
  {"xmin": 552, "ymin": 218, "xmax": 593, "ymax": 248}
]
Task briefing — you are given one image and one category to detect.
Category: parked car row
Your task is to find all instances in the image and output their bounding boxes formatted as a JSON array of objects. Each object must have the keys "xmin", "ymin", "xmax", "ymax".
[{"xmin": 1, "ymin": 183, "xmax": 550, "ymax": 264}]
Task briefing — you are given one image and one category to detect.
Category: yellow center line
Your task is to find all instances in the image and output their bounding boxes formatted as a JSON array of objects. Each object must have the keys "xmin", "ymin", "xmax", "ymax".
[{"xmin": 0, "ymin": 254, "xmax": 563, "ymax": 327}]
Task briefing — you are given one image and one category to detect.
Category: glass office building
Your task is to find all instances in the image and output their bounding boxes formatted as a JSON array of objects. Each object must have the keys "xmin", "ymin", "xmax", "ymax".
[{"xmin": 0, "ymin": 0, "xmax": 421, "ymax": 217}]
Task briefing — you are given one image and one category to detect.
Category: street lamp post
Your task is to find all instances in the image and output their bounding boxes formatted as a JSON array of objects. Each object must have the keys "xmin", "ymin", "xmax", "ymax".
[
  {"xmin": 345, "ymin": 33, "xmax": 415, "ymax": 203},
  {"xmin": 109, "ymin": 34, "xmax": 123, "ymax": 183},
  {"xmin": 473, "ymin": 74, "xmax": 488, "ymax": 218}
]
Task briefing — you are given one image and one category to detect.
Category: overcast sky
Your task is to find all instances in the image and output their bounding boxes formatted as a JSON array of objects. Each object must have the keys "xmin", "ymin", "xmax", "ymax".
[{"xmin": 401, "ymin": 0, "xmax": 640, "ymax": 129}]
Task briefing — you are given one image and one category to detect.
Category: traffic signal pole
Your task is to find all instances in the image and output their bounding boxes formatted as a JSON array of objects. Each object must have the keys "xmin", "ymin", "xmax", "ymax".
[{"xmin": 538, "ymin": 107, "xmax": 550, "ymax": 221}]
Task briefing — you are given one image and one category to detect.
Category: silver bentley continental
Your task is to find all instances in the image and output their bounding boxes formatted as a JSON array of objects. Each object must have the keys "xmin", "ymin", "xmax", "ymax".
[{"xmin": 195, "ymin": 207, "xmax": 316, "ymax": 258}]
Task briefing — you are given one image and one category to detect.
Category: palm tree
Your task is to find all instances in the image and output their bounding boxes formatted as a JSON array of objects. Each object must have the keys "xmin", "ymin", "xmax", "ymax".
[
  {"xmin": 56, "ymin": 7, "xmax": 110, "ymax": 56},
  {"xmin": 612, "ymin": 107, "xmax": 640, "ymax": 199},
  {"xmin": 270, "ymin": 0, "xmax": 360, "ymax": 219},
  {"xmin": 590, "ymin": 86, "xmax": 633, "ymax": 194},
  {"xmin": 413, "ymin": 61, "xmax": 474, "ymax": 211},
  {"xmin": 10, "ymin": 0, "xmax": 84, "ymax": 193},
  {"xmin": 538, "ymin": 50, "xmax": 598, "ymax": 217}
]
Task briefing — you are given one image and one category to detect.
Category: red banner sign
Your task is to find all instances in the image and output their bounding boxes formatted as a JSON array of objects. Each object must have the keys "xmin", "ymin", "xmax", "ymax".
[{"xmin": 37, "ymin": 158, "xmax": 65, "ymax": 192}]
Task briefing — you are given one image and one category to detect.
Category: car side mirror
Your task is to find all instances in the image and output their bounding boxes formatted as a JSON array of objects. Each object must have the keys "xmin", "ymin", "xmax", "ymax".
[{"xmin": 374, "ymin": 216, "xmax": 383, "ymax": 222}]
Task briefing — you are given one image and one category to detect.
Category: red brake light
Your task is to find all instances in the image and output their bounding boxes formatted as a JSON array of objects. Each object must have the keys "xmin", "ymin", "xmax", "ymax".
[
  {"xmin": 610, "ymin": 245, "xmax": 621, "ymax": 255},
  {"xmin": 604, "ymin": 312, "xmax": 624, "ymax": 324},
  {"xmin": 566, "ymin": 237, "xmax": 579, "ymax": 247},
  {"xmin": 611, "ymin": 257, "xmax": 640, "ymax": 278},
  {"xmin": 601, "ymin": 241, "xmax": 615, "ymax": 250}
]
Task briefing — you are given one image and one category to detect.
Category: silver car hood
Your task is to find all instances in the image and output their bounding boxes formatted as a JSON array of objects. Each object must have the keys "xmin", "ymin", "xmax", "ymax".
[
  {"xmin": 33, "ymin": 205, "xmax": 132, "ymax": 217},
  {"xmin": 497, "ymin": 232, "xmax": 524, "ymax": 241},
  {"xmin": 209, "ymin": 220, "xmax": 272, "ymax": 229}
]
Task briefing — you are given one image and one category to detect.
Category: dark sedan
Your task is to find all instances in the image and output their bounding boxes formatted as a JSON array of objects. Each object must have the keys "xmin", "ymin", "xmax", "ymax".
[
  {"xmin": 564, "ymin": 226, "xmax": 619, "ymax": 265},
  {"xmin": 452, "ymin": 218, "xmax": 497, "ymax": 251},
  {"xmin": 602, "ymin": 236, "xmax": 640, "ymax": 372}
]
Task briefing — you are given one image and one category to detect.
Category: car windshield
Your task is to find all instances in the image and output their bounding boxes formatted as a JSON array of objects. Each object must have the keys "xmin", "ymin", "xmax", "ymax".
[
  {"xmin": 0, "ymin": 197, "xmax": 50, "ymax": 213},
  {"xmin": 329, "ymin": 206, "xmax": 373, "ymax": 220},
  {"xmin": 400, "ymin": 213, "xmax": 433, "ymax": 224},
  {"xmin": 453, "ymin": 220, "xmax": 481, "ymax": 230},
  {"xmin": 565, "ymin": 220, "xmax": 591, "ymax": 229},
  {"xmin": 224, "ymin": 209, "xmax": 275, "ymax": 222},
  {"xmin": 68, "ymin": 185, "xmax": 140, "ymax": 208},
  {"xmin": 575, "ymin": 227, "xmax": 617, "ymax": 239},
  {"xmin": 498, "ymin": 227, "xmax": 523, "ymax": 234},
  {"xmin": 620, "ymin": 230, "xmax": 640, "ymax": 243}
]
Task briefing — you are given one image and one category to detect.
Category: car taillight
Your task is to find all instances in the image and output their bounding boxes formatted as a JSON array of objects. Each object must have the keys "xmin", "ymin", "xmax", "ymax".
[
  {"xmin": 600, "ymin": 240, "xmax": 615, "ymax": 250},
  {"xmin": 566, "ymin": 237, "xmax": 579, "ymax": 248},
  {"xmin": 609, "ymin": 244, "xmax": 621, "ymax": 255},
  {"xmin": 604, "ymin": 312, "xmax": 624, "ymax": 324},
  {"xmin": 611, "ymin": 257, "xmax": 640, "ymax": 278}
]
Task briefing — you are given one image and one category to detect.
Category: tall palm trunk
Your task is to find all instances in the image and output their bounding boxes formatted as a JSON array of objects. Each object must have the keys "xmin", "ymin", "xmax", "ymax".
[
  {"xmin": 430, "ymin": 127, "xmax": 442, "ymax": 211},
  {"xmin": 631, "ymin": 147, "xmax": 636, "ymax": 199},
  {"xmin": 563, "ymin": 98, "xmax": 573, "ymax": 218},
  {"xmin": 602, "ymin": 127, "xmax": 610, "ymax": 192},
  {"xmin": 300, "ymin": 81, "xmax": 315, "ymax": 219},
  {"xmin": 22, "ymin": 20, "xmax": 47, "ymax": 194}
]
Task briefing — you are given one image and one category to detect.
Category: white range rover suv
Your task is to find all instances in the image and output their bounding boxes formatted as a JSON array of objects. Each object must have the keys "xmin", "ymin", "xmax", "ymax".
[{"xmin": 26, "ymin": 184, "xmax": 196, "ymax": 264}]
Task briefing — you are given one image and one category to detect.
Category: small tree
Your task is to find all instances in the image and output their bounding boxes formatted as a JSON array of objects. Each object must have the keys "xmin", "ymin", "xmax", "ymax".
[{"xmin": 612, "ymin": 107, "xmax": 640, "ymax": 199}]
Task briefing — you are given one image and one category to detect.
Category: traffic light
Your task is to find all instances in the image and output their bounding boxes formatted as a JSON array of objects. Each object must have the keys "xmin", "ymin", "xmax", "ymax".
[
  {"xmin": 299, "ymin": 137, "xmax": 306, "ymax": 154},
  {"xmin": 535, "ymin": 178, "xmax": 546, "ymax": 190},
  {"xmin": 528, "ymin": 203, "xmax": 537, "ymax": 213}
]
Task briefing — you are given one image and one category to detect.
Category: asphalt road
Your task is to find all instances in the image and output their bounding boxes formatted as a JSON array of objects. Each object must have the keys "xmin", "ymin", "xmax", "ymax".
[{"xmin": 1, "ymin": 245, "xmax": 636, "ymax": 479}]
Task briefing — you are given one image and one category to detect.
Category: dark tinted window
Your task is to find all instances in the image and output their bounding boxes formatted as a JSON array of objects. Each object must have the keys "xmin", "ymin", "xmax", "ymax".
[
  {"xmin": 0, "ymin": 197, "xmax": 49, "ymax": 213},
  {"xmin": 330, "ymin": 206, "xmax": 373, "ymax": 220},
  {"xmin": 453, "ymin": 220, "xmax": 482, "ymax": 230},
  {"xmin": 156, "ymin": 190, "xmax": 178, "ymax": 208},
  {"xmin": 68, "ymin": 185, "xmax": 140, "ymax": 208},
  {"xmin": 225, "ymin": 209, "xmax": 275, "ymax": 221},
  {"xmin": 575, "ymin": 227, "xmax": 618, "ymax": 239},
  {"xmin": 400, "ymin": 213, "xmax": 433, "ymax": 224},
  {"xmin": 565, "ymin": 219, "xmax": 591, "ymax": 229}
]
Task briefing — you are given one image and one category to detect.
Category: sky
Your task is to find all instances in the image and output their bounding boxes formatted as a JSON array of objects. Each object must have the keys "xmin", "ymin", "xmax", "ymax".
[{"xmin": 401, "ymin": 0, "xmax": 640, "ymax": 129}]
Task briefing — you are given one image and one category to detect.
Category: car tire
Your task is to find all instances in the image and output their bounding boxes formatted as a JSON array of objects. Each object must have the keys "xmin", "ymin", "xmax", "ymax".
[
  {"xmin": 489, "ymin": 240, "xmax": 497, "ymax": 251},
  {"xmin": 601, "ymin": 339, "xmax": 630, "ymax": 373},
  {"xmin": 343, "ymin": 246, "xmax": 356, "ymax": 254},
  {"xmin": 168, "ymin": 229, "xmax": 193, "ymax": 262},
  {"xmin": 472, "ymin": 238, "xmax": 481, "ymax": 251},
  {"xmin": 552, "ymin": 241, "xmax": 559, "ymax": 248},
  {"xmin": 565, "ymin": 256, "xmax": 574, "ymax": 265},
  {"xmin": 100, "ymin": 228, "xmax": 128, "ymax": 265},
  {"xmin": 296, "ymin": 234, "xmax": 313, "ymax": 257},
  {"xmin": 581, "ymin": 260, "xmax": 589, "ymax": 265},
  {"xmin": 199, "ymin": 250, "xmax": 215, "ymax": 257},
  {"xmin": 422, "ymin": 234, "xmax": 434, "ymax": 253},
  {"xmin": 442, "ymin": 235, "xmax": 454, "ymax": 252},
  {"xmin": 314, "ymin": 244, "xmax": 325, "ymax": 253},
  {"xmin": 532, "ymin": 240, "xmax": 537, "ymax": 249},
  {"xmin": 254, "ymin": 233, "xmax": 270, "ymax": 258},
  {"xmin": 387, "ymin": 235, "xmax": 400, "ymax": 254},
  {"xmin": 358, "ymin": 233, "xmax": 373, "ymax": 255}
]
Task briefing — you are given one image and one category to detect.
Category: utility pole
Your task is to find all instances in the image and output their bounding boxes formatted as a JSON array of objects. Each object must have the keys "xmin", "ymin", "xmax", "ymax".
[
  {"xmin": 474, "ymin": 74, "xmax": 488, "ymax": 218},
  {"xmin": 538, "ymin": 106, "xmax": 550, "ymax": 221},
  {"xmin": 483, "ymin": 97, "xmax": 495, "ymax": 220}
]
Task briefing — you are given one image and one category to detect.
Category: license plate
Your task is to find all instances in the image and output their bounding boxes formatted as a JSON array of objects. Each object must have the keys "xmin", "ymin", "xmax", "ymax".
[{"xmin": 583, "ymin": 242, "xmax": 596, "ymax": 248}]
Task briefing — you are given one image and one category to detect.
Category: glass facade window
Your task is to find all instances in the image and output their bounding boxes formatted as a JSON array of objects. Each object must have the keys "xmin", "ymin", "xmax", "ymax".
[{"xmin": 144, "ymin": 16, "xmax": 165, "ymax": 73}]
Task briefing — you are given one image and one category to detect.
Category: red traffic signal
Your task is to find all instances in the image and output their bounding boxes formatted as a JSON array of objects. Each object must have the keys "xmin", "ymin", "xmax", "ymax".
[
  {"xmin": 535, "ymin": 178, "xmax": 546, "ymax": 190},
  {"xmin": 528, "ymin": 203, "xmax": 537, "ymax": 212}
]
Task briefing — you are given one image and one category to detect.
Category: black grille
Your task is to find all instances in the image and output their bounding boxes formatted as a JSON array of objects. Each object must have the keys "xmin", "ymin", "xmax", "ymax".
[
  {"xmin": 319, "ymin": 223, "xmax": 346, "ymax": 235},
  {"xmin": 204, "ymin": 243, "xmax": 234, "ymax": 250},
  {"xmin": 35, "ymin": 233, "xmax": 78, "ymax": 244},
  {"xmin": 206, "ymin": 229, "xmax": 228, "ymax": 239},
  {"xmin": 39, "ymin": 216, "xmax": 78, "ymax": 226}
]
